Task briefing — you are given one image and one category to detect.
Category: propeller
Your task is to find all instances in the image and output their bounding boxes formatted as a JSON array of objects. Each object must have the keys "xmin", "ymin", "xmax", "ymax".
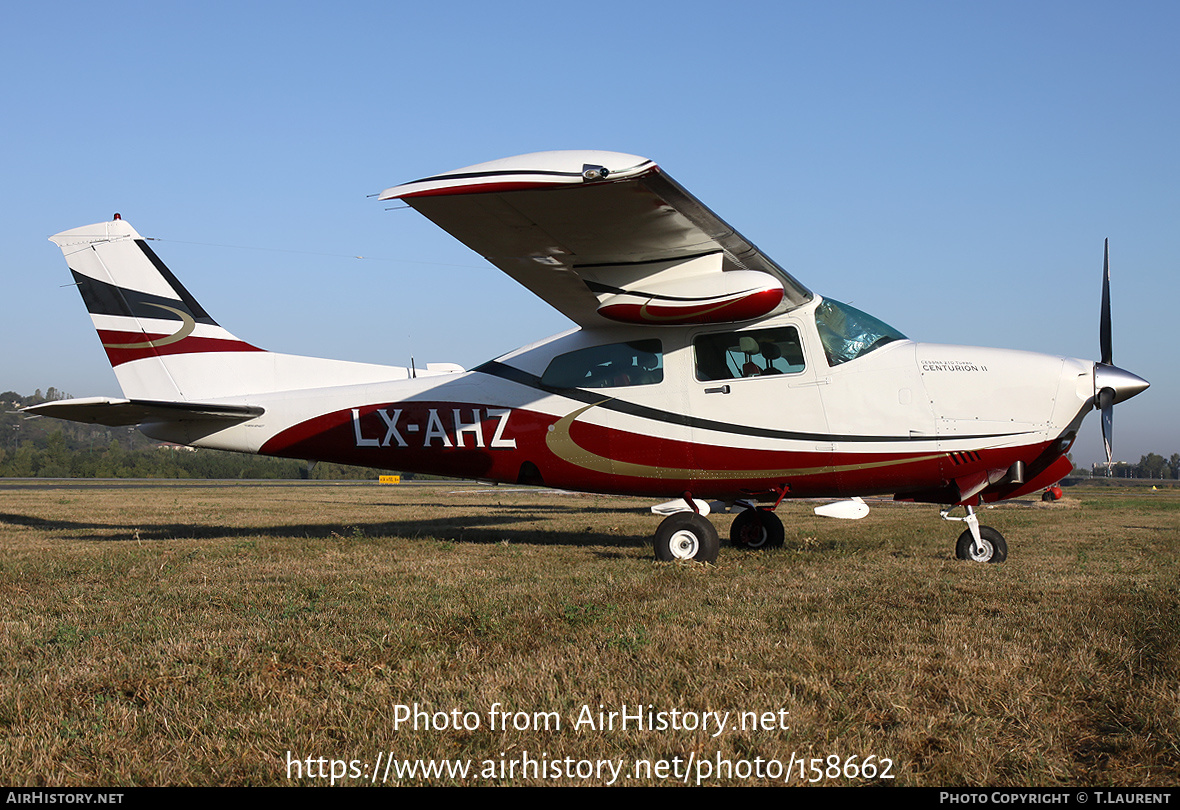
[
  {"xmin": 1100, "ymin": 238, "xmax": 1112, "ymax": 366},
  {"xmin": 1093, "ymin": 239, "xmax": 1149, "ymax": 465}
]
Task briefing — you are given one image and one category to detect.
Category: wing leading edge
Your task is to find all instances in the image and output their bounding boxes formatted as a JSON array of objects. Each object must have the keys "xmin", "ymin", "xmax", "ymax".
[{"xmin": 379, "ymin": 151, "xmax": 811, "ymax": 327}]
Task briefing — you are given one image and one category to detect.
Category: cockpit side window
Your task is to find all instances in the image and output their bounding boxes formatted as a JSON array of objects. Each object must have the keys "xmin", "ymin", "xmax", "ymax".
[
  {"xmin": 694, "ymin": 326, "xmax": 806, "ymax": 381},
  {"xmin": 814, "ymin": 298, "xmax": 906, "ymax": 367},
  {"xmin": 541, "ymin": 339, "xmax": 663, "ymax": 389}
]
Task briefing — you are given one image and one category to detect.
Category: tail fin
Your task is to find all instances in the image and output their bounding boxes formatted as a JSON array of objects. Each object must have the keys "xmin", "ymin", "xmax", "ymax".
[
  {"xmin": 51, "ymin": 218, "xmax": 408, "ymax": 402},
  {"xmin": 51, "ymin": 218, "xmax": 263, "ymax": 401}
]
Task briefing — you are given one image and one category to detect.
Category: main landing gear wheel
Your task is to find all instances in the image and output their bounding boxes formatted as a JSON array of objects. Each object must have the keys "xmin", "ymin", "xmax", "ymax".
[
  {"xmin": 730, "ymin": 509, "xmax": 785, "ymax": 550},
  {"xmin": 654, "ymin": 512, "xmax": 720, "ymax": 563},
  {"xmin": 955, "ymin": 525, "xmax": 1008, "ymax": 563}
]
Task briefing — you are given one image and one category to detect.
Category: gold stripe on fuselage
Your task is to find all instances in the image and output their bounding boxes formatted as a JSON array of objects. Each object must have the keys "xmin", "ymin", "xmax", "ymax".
[{"xmin": 544, "ymin": 401, "xmax": 943, "ymax": 480}]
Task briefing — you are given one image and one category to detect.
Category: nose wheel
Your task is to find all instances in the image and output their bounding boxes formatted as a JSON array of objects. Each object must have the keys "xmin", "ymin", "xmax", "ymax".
[
  {"xmin": 954, "ymin": 525, "xmax": 1007, "ymax": 562},
  {"xmin": 942, "ymin": 505, "xmax": 1008, "ymax": 563}
]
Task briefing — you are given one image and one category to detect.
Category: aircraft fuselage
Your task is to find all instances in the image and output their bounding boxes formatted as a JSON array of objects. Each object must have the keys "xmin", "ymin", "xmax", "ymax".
[{"xmin": 146, "ymin": 296, "xmax": 1090, "ymax": 507}]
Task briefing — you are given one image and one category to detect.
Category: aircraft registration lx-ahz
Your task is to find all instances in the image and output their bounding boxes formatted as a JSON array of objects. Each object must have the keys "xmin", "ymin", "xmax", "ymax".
[{"xmin": 29, "ymin": 151, "xmax": 1149, "ymax": 564}]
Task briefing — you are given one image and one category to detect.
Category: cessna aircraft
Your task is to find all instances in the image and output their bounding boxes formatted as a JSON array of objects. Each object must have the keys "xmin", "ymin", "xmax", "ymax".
[{"xmin": 27, "ymin": 151, "xmax": 1148, "ymax": 564}]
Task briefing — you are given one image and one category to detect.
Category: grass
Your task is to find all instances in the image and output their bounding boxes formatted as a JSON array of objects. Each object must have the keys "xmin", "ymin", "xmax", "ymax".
[{"xmin": 0, "ymin": 481, "xmax": 1177, "ymax": 786}]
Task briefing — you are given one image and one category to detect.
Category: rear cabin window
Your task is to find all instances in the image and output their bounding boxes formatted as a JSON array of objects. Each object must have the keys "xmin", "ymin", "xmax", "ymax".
[
  {"xmin": 541, "ymin": 339, "xmax": 663, "ymax": 389},
  {"xmin": 694, "ymin": 327, "xmax": 806, "ymax": 381}
]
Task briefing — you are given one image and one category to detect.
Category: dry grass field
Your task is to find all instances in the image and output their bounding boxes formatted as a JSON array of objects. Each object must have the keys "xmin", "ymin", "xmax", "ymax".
[{"xmin": 0, "ymin": 480, "xmax": 1177, "ymax": 786}]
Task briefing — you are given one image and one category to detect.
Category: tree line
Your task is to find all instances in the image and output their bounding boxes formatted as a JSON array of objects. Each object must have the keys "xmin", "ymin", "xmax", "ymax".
[{"xmin": 1089, "ymin": 453, "xmax": 1180, "ymax": 480}]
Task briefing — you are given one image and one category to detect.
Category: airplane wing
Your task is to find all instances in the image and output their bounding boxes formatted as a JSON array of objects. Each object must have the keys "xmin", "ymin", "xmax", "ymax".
[
  {"xmin": 21, "ymin": 397, "xmax": 263, "ymax": 427},
  {"xmin": 379, "ymin": 151, "xmax": 812, "ymax": 327}
]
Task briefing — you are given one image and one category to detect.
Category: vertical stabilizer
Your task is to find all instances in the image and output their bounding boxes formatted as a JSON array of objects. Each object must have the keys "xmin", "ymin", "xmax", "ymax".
[
  {"xmin": 50, "ymin": 218, "xmax": 264, "ymax": 401},
  {"xmin": 50, "ymin": 218, "xmax": 418, "ymax": 403}
]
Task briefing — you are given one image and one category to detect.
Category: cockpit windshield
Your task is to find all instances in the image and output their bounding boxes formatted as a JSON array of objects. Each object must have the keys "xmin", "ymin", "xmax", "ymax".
[{"xmin": 814, "ymin": 298, "xmax": 906, "ymax": 366}]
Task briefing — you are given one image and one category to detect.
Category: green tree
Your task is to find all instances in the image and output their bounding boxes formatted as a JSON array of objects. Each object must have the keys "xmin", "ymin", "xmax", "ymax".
[
  {"xmin": 9, "ymin": 442, "xmax": 36, "ymax": 477},
  {"xmin": 1138, "ymin": 453, "xmax": 1167, "ymax": 479}
]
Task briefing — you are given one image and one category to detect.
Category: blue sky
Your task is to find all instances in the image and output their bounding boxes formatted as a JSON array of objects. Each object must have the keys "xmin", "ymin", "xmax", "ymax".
[{"xmin": 3, "ymin": 1, "xmax": 1176, "ymax": 468}]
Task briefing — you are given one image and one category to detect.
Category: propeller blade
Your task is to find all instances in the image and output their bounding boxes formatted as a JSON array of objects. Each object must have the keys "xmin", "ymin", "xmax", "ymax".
[
  {"xmin": 1100, "ymin": 238, "xmax": 1112, "ymax": 366},
  {"xmin": 1098, "ymin": 386, "xmax": 1115, "ymax": 464}
]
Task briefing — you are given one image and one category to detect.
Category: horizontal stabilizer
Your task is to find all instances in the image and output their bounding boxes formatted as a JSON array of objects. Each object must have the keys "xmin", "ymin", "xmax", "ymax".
[{"xmin": 22, "ymin": 397, "xmax": 263, "ymax": 427}]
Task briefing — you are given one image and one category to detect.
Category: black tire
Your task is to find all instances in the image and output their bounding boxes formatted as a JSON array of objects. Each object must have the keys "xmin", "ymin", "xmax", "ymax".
[
  {"xmin": 955, "ymin": 525, "xmax": 1008, "ymax": 563},
  {"xmin": 730, "ymin": 509, "xmax": 785, "ymax": 550},
  {"xmin": 654, "ymin": 512, "xmax": 720, "ymax": 563}
]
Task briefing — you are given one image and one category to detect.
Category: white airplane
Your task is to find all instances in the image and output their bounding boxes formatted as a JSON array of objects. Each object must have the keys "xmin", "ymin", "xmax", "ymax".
[{"xmin": 27, "ymin": 151, "xmax": 1148, "ymax": 564}]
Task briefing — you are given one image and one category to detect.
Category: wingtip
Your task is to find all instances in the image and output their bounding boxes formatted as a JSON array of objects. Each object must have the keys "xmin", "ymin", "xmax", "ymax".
[{"xmin": 378, "ymin": 151, "xmax": 657, "ymax": 201}]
